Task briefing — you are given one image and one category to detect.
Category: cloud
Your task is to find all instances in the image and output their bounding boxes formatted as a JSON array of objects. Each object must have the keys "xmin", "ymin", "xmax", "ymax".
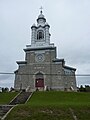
[
  {"xmin": 0, "ymin": 0, "xmax": 90, "ymax": 87},
  {"xmin": 0, "ymin": 74, "xmax": 14, "ymax": 88}
]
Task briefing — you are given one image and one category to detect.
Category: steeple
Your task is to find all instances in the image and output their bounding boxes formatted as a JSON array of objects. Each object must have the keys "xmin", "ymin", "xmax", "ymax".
[
  {"xmin": 40, "ymin": 6, "xmax": 43, "ymax": 13},
  {"xmin": 37, "ymin": 8, "xmax": 46, "ymax": 26},
  {"xmin": 30, "ymin": 8, "xmax": 53, "ymax": 48}
]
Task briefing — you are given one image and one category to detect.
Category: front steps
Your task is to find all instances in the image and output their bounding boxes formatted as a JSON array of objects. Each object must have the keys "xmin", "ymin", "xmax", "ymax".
[
  {"xmin": 9, "ymin": 92, "xmax": 32, "ymax": 105},
  {"xmin": 0, "ymin": 105, "xmax": 13, "ymax": 119},
  {"xmin": 0, "ymin": 92, "xmax": 32, "ymax": 120}
]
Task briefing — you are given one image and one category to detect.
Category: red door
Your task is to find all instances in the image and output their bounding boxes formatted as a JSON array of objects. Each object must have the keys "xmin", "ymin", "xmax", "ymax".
[{"xmin": 35, "ymin": 78, "xmax": 44, "ymax": 87}]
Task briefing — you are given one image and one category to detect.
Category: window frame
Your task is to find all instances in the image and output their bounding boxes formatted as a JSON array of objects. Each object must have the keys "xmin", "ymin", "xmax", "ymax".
[{"xmin": 37, "ymin": 30, "xmax": 44, "ymax": 40}]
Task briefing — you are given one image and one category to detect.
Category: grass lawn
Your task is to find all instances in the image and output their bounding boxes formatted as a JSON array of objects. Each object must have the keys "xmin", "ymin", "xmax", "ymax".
[
  {"xmin": 0, "ymin": 92, "xmax": 18, "ymax": 104},
  {"xmin": 4, "ymin": 91, "xmax": 90, "ymax": 120},
  {"xmin": 27, "ymin": 91, "xmax": 90, "ymax": 107}
]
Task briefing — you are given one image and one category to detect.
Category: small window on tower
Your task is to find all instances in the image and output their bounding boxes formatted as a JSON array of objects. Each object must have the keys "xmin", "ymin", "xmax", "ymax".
[{"xmin": 37, "ymin": 30, "xmax": 44, "ymax": 40}]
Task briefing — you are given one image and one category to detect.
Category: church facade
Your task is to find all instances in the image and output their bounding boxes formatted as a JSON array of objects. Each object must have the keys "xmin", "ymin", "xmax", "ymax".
[{"xmin": 14, "ymin": 10, "xmax": 77, "ymax": 92}]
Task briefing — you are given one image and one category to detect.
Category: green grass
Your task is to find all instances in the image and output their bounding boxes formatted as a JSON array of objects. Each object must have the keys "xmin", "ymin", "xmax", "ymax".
[
  {"xmin": 4, "ymin": 91, "xmax": 90, "ymax": 120},
  {"xmin": 27, "ymin": 91, "xmax": 90, "ymax": 107},
  {"xmin": 5, "ymin": 105, "xmax": 74, "ymax": 120},
  {"xmin": 5, "ymin": 105, "xmax": 90, "ymax": 120},
  {"xmin": 0, "ymin": 92, "xmax": 18, "ymax": 104}
]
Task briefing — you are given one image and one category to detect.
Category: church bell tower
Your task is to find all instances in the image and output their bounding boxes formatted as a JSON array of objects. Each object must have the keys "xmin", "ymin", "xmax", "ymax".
[{"xmin": 31, "ymin": 9, "xmax": 51, "ymax": 47}]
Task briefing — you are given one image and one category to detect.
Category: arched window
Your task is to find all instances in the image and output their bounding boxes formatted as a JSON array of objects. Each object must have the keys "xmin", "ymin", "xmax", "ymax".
[{"xmin": 37, "ymin": 30, "xmax": 44, "ymax": 40}]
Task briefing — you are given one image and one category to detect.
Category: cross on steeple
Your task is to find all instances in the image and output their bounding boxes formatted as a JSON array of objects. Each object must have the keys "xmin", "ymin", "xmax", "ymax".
[{"xmin": 40, "ymin": 6, "xmax": 43, "ymax": 14}]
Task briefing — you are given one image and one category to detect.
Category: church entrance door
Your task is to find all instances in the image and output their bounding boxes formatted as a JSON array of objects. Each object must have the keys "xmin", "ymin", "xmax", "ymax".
[
  {"xmin": 35, "ymin": 78, "xmax": 44, "ymax": 87},
  {"xmin": 35, "ymin": 72, "xmax": 44, "ymax": 89}
]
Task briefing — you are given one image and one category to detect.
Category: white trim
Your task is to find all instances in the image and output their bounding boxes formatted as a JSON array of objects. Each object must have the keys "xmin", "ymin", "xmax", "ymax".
[{"xmin": 25, "ymin": 92, "xmax": 34, "ymax": 104}]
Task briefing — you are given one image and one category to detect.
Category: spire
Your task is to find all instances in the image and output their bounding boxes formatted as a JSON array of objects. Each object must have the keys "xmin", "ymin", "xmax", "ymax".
[
  {"xmin": 40, "ymin": 6, "xmax": 43, "ymax": 14},
  {"xmin": 37, "ymin": 7, "xmax": 46, "ymax": 24},
  {"xmin": 38, "ymin": 6, "xmax": 44, "ymax": 19}
]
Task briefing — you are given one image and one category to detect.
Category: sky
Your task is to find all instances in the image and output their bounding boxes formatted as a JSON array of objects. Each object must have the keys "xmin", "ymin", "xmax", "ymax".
[{"xmin": 0, "ymin": 0, "xmax": 90, "ymax": 88}]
